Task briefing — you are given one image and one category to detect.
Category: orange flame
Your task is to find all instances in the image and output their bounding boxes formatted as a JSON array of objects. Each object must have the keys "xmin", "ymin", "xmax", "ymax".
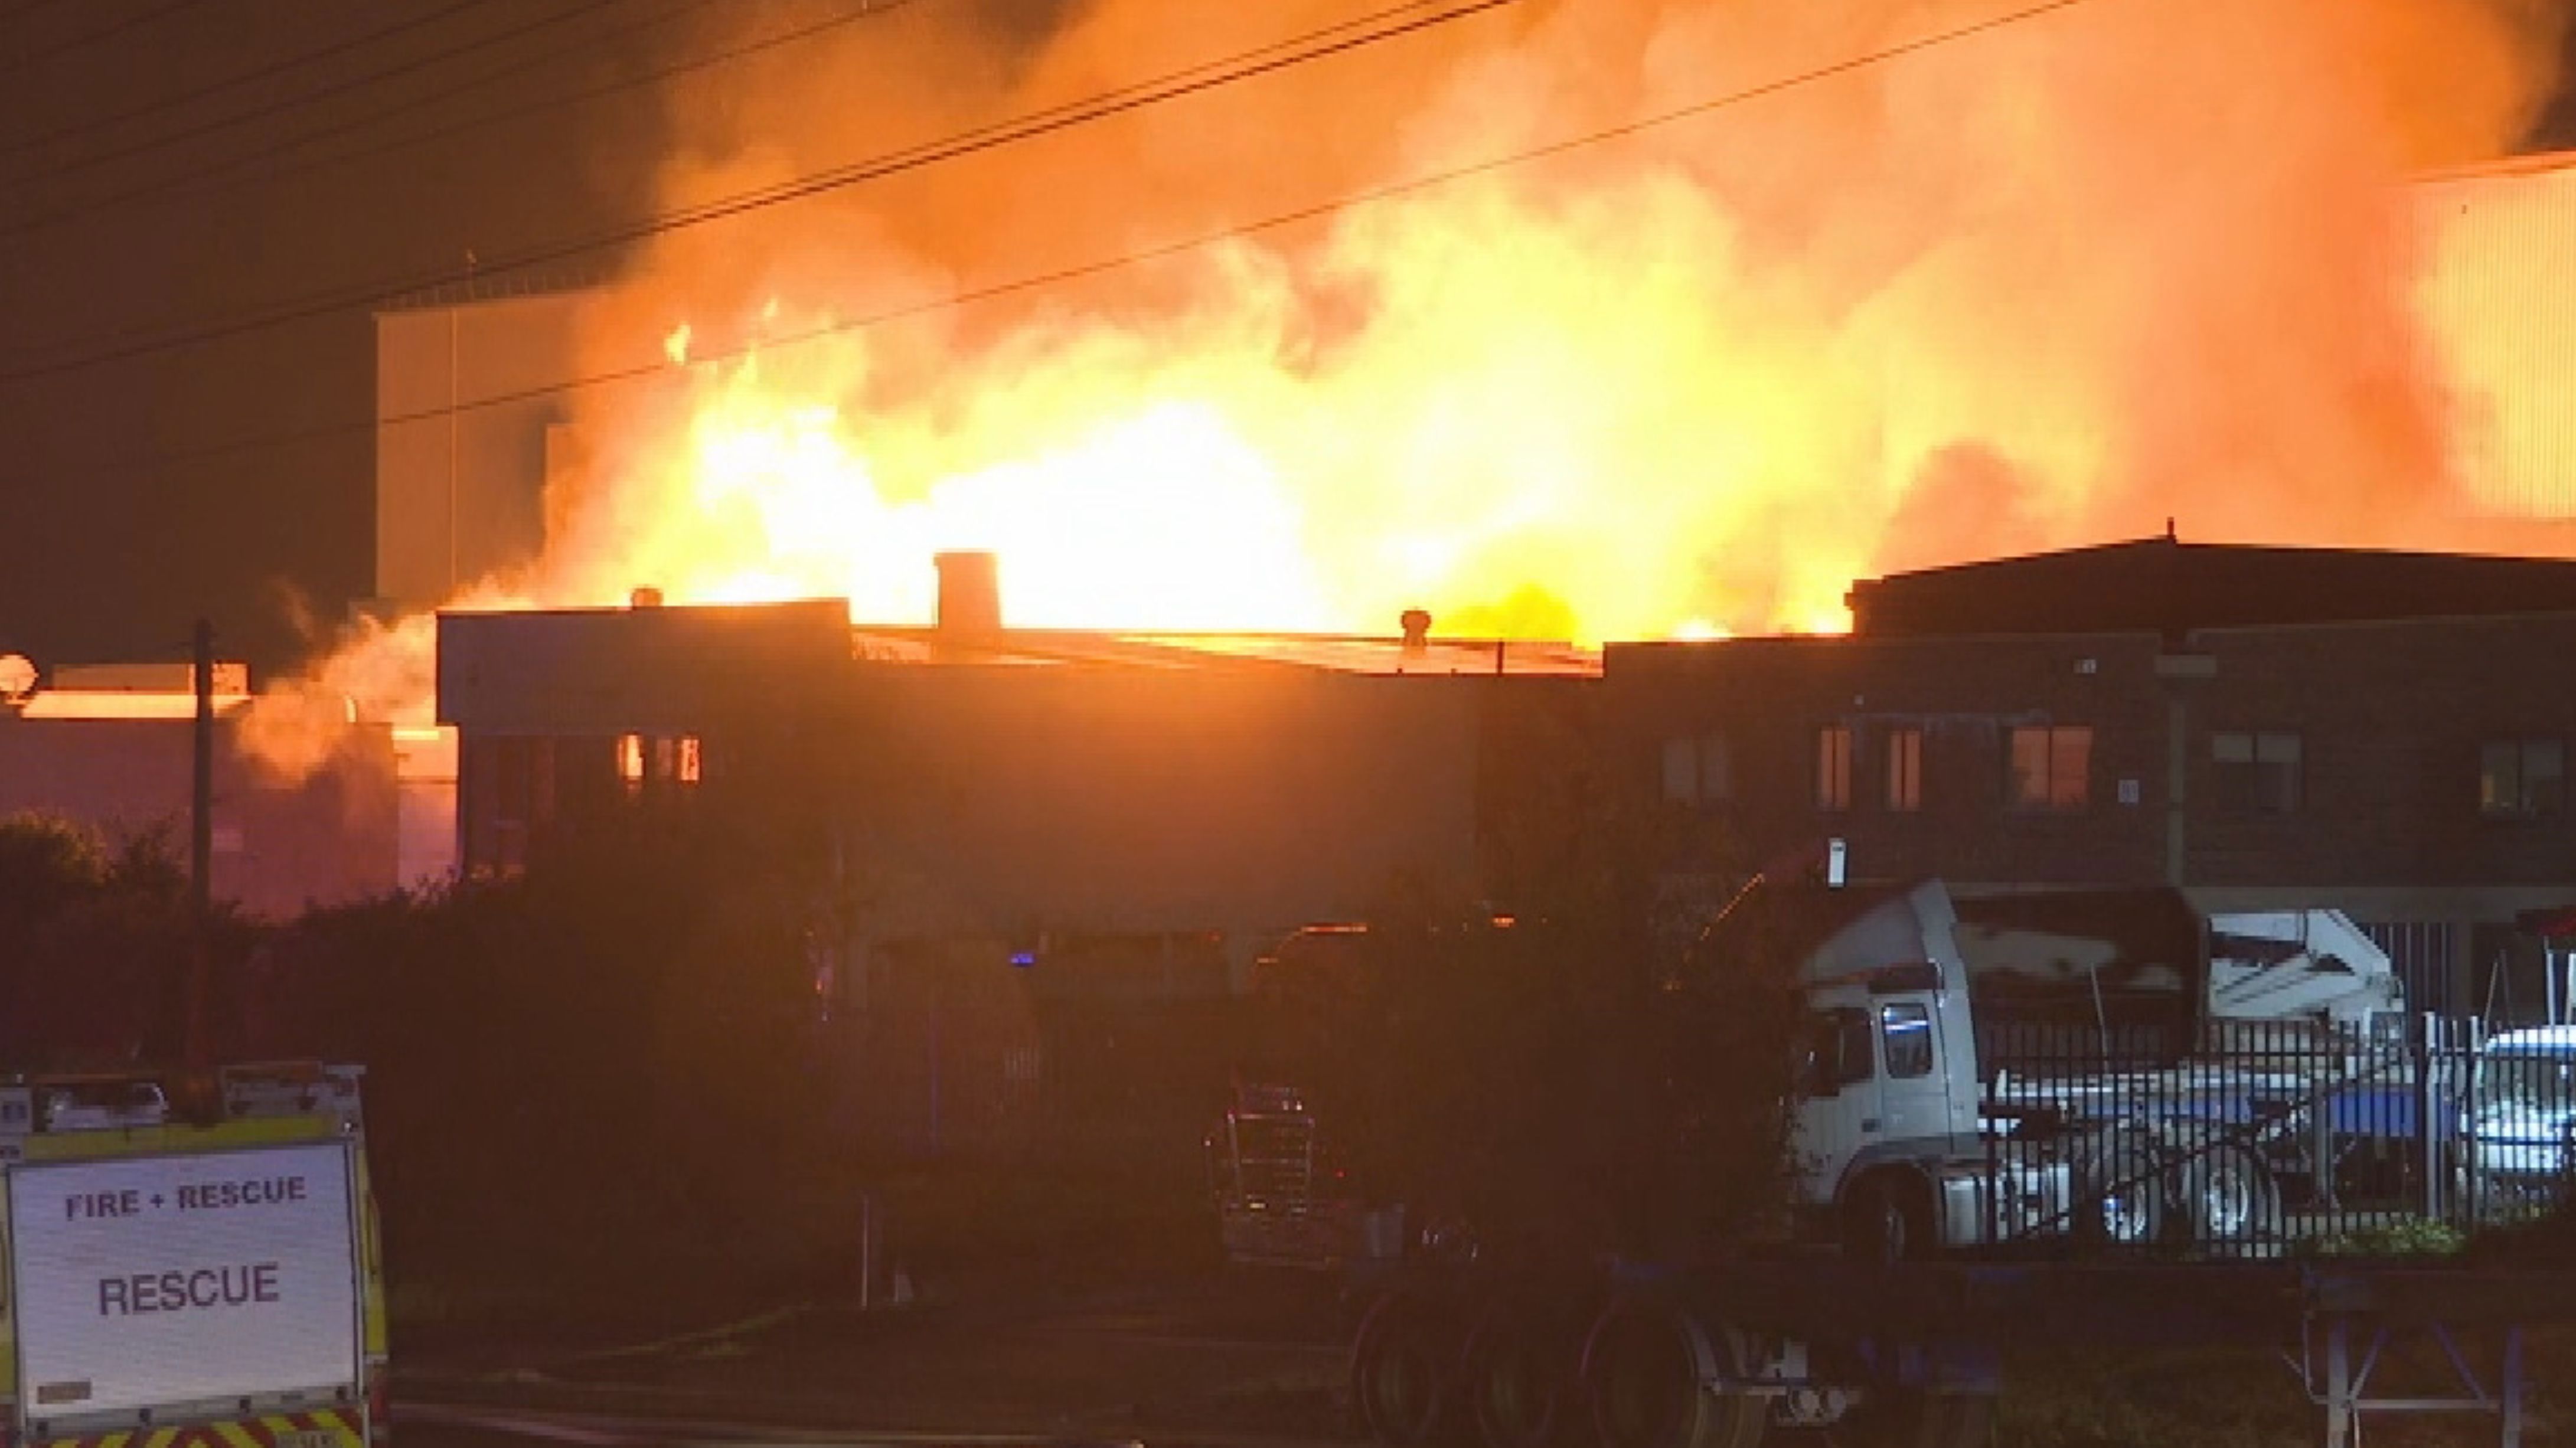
[
  {"xmin": 244, "ymin": 0, "xmax": 2576, "ymax": 783},
  {"xmin": 515, "ymin": 0, "xmax": 2572, "ymax": 645}
]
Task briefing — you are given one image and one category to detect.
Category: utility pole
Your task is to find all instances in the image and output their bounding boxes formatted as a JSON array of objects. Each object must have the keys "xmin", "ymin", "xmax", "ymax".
[
  {"xmin": 187, "ymin": 619, "xmax": 213, "ymax": 1074},
  {"xmin": 191, "ymin": 619, "xmax": 213, "ymax": 914}
]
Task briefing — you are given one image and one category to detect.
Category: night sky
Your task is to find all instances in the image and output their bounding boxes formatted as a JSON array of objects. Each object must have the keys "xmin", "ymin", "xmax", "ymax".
[{"xmin": 3, "ymin": 1, "xmax": 2575, "ymax": 678}]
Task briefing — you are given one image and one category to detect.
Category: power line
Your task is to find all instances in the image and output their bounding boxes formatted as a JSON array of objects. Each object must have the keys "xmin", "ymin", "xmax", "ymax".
[
  {"xmin": 7, "ymin": 0, "xmax": 636, "ymax": 187},
  {"xmin": 1, "ymin": 0, "xmax": 497, "ymax": 162},
  {"xmin": 2, "ymin": 0, "xmax": 916, "ymax": 241},
  {"xmin": 0, "ymin": 0, "xmax": 1507, "ymax": 382},
  {"xmin": 42, "ymin": 0, "xmax": 2090, "ymax": 476},
  {"xmin": 0, "ymin": 0, "xmax": 213, "ymax": 79}
]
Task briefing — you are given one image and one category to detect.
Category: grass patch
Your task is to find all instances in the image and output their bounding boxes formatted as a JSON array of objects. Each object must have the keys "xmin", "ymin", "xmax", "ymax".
[{"xmin": 2000, "ymin": 1346, "xmax": 2309, "ymax": 1448}]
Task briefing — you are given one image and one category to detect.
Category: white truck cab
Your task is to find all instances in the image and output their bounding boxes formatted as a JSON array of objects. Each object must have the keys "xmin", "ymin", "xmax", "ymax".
[{"xmin": 1781, "ymin": 881, "xmax": 2067, "ymax": 1259}]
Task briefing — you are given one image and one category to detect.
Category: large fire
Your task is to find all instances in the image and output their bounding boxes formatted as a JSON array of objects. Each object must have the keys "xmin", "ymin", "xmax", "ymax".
[{"xmin": 249, "ymin": 0, "xmax": 2576, "ymax": 765}]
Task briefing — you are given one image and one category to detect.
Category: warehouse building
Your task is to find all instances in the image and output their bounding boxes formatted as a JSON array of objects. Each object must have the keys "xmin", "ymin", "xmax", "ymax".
[
  {"xmin": 1612, "ymin": 535, "xmax": 2576, "ymax": 1019},
  {"xmin": 435, "ymin": 556, "xmax": 1600, "ymax": 1153}
]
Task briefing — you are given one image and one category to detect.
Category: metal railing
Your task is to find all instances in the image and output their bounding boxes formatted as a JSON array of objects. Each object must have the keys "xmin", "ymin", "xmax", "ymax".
[{"xmin": 1974, "ymin": 1014, "xmax": 2575, "ymax": 1257}]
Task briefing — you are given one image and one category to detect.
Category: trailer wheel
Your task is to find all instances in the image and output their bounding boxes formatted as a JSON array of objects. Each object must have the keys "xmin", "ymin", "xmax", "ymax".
[
  {"xmin": 1580, "ymin": 1295, "xmax": 1766, "ymax": 1448},
  {"xmin": 2185, "ymin": 1144, "xmax": 2282, "ymax": 1257},
  {"xmin": 1463, "ymin": 1300, "xmax": 1575, "ymax": 1448},
  {"xmin": 1840, "ymin": 1174, "xmax": 1928, "ymax": 1265},
  {"xmin": 2074, "ymin": 1134, "xmax": 2167, "ymax": 1249},
  {"xmin": 1354, "ymin": 1289, "xmax": 1463, "ymax": 1448}
]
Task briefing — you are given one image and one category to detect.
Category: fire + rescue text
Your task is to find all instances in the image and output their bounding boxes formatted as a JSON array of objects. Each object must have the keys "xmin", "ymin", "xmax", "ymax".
[{"xmin": 61, "ymin": 1176, "xmax": 307, "ymax": 1220}]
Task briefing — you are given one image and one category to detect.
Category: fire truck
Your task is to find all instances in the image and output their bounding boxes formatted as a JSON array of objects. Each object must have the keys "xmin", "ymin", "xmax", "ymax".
[{"xmin": 0, "ymin": 1063, "xmax": 388, "ymax": 1448}]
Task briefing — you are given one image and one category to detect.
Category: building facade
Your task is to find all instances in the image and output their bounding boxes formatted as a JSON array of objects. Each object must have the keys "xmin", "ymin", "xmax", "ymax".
[
  {"xmin": 1612, "ymin": 540, "xmax": 2576, "ymax": 1019},
  {"xmin": 434, "ymin": 587, "xmax": 1602, "ymax": 1154}
]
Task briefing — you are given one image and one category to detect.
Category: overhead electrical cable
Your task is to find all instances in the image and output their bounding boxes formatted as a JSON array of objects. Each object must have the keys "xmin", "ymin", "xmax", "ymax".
[
  {"xmin": 40, "ymin": 0, "xmax": 2089, "ymax": 479},
  {"xmin": 0, "ymin": 0, "xmax": 1508, "ymax": 382},
  {"xmin": 0, "ymin": 0, "xmax": 211, "ymax": 80},
  {"xmin": 3, "ymin": 0, "xmax": 921, "ymax": 240},
  {"xmin": 1, "ymin": 0, "xmax": 498, "ymax": 162},
  {"xmin": 6, "ymin": 0, "xmax": 632, "ymax": 184}
]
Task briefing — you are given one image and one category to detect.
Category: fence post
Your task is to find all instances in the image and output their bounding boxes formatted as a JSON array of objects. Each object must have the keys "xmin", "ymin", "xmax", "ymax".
[
  {"xmin": 2312, "ymin": 1020, "xmax": 2340, "ymax": 1214},
  {"xmin": 2417, "ymin": 1012, "xmax": 2441, "ymax": 1224},
  {"xmin": 1984, "ymin": 1113, "xmax": 2000, "ymax": 1247}
]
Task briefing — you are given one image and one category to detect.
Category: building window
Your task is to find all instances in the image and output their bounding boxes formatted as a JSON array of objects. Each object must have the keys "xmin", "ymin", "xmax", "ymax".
[
  {"xmin": 1660, "ymin": 732, "xmax": 1729, "ymax": 806},
  {"xmin": 1816, "ymin": 725, "xmax": 1853, "ymax": 811},
  {"xmin": 2481, "ymin": 738, "xmax": 2565, "ymax": 818},
  {"xmin": 2213, "ymin": 731, "xmax": 2301, "ymax": 812},
  {"xmin": 490, "ymin": 737, "xmax": 533, "ymax": 875},
  {"xmin": 2007, "ymin": 725, "xmax": 2092, "ymax": 810},
  {"xmin": 1886, "ymin": 728, "xmax": 1923, "ymax": 812},
  {"xmin": 617, "ymin": 732, "xmax": 706, "ymax": 792}
]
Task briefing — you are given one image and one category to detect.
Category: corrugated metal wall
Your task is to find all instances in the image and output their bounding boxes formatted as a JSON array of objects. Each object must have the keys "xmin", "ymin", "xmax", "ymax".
[{"xmin": 2415, "ymin": 156, "xmax": 2576, "ymax": 519}]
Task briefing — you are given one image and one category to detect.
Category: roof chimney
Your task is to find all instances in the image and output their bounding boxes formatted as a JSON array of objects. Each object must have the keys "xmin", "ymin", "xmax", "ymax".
[{"xmin": 935, "ymin": 551, "xmax": 1003, "ymax": 635}]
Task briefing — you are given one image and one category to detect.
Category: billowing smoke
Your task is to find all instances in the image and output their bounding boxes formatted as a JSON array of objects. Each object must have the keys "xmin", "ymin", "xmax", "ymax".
[{"xmin": 250, "ymin": 0, "xmax": 2575, "ymax": 771}]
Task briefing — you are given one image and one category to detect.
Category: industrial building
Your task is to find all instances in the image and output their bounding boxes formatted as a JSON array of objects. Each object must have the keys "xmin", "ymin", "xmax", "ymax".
[
  {"xmin": 1610, "ymin": 535, "xmax": 2576, "ymax": 1020},
  {"xmin": 435, "ymin": 556, "xmax": 1600, "ymax": 1152},
  {"xmin": 0, "ymin": 663, "xmax": 403, "ymax": 919},
  {"xmin": 438, "ymin": 559, "xmax": 1598, "ymax": 950}
]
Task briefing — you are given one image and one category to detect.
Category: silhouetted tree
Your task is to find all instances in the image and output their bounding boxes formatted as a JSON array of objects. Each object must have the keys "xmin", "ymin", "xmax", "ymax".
[
  {"xmin": 1288, "ymin": 743, "xmax": 1800, "ymax": 1265},
  {"xmin": 0, "ymin": 813, "xmax": 218, "ymax": 1068}
]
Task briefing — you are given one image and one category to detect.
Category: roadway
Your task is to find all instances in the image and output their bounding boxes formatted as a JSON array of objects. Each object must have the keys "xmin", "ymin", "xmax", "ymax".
[{"xmin": 396, "ymin": 1276, "xmax": 1359, "ymax": 1448}]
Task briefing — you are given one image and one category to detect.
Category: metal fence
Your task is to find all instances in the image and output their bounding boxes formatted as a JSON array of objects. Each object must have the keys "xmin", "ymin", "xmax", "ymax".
[{"xmin": 1973, "ymin": 1014, "xmax": 2576, "ymax": 1257}]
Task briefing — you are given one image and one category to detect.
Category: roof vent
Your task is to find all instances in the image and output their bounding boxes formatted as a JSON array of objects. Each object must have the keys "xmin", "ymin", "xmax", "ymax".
[
  {"xmin": 935, "ymin": 551, "xmax": 1003, "ymax": 635},
  {"xmin": 630, "ymin": 587, "xmax": 664, "ymax": 609}
]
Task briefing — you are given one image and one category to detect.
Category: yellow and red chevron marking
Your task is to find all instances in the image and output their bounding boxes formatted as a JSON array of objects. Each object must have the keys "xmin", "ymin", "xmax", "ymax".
[{"xmin": 40, "ymin": 1407, "xmax": 363, "ymax": 1448}]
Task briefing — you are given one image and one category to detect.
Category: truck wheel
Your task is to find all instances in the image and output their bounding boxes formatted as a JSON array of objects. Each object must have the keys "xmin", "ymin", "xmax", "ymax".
[
  {"xmin": 1463, "ymin": 1300, "xmax": 1575, "ymax": 1448},
  {"xmin": 2074, "ymin": 1135, "xmax": 2166, "ymax": 1249},
  {"xmin": 2185, "ymin": 1145, "xmax": 2283, "ymax": 1257},
  {"xmin": 1580, "ymin": 1295, "xmax": 1767, "ymax": 1448},
  {"xmin": 1840, "ymin": 1175, "xmax": 1927, "ymax": 1265},
  {"xmin": 1354, "ymin": 1289, "xmax": 1463, "ymax": 1447}
]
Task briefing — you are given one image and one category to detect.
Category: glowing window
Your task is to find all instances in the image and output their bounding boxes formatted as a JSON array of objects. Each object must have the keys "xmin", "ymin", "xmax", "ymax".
[
  {"xmin": 1886, "ymin": 728, "xmax": 1923, "ymax": 812},
  {"xmin": 2007, "ymin": 725, "xmax": 2092, "ymax": 810},
  {"xmin": 2482, "ymin": 738, "xmax": 2565, "ymax": 818},
  {"xmin": 1816, "ymin": 725, "xmax": 1852, "ymax": 812}
]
